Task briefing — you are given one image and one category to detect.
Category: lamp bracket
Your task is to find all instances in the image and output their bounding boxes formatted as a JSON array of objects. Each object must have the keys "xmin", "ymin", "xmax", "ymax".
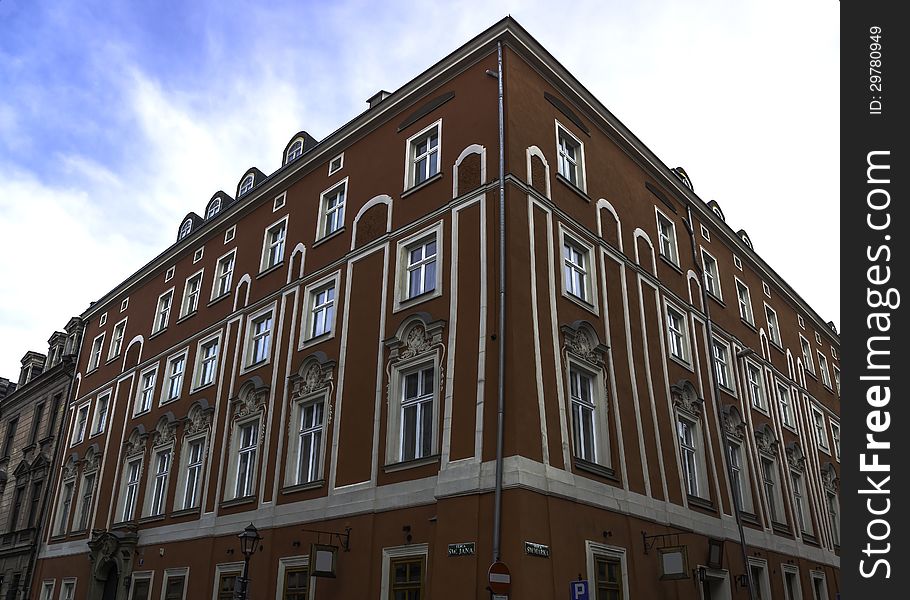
[
  {"xmin": 641, "ymin": 531, "xmax": 686, "ymax": 554},
  {"xmin": 301, "ymin": 527, "xmax": 352, "ymax": 552}
]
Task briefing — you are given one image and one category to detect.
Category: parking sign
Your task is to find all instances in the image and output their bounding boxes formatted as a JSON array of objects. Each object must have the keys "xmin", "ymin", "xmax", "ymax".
[{"xmin": 571, "ymin": 580, "xmax": 589, "ymax": 600}]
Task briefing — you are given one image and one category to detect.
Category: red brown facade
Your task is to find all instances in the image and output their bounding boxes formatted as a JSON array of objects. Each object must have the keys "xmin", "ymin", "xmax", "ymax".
[{"xmin": 31, "ymin": 17, "xmax": 839, "ymax": 600}]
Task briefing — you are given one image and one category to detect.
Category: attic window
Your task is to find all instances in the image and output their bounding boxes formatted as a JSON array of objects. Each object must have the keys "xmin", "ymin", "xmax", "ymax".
[
  {"xmin": 179, "ymin": 219, "xmax": 193, "ymax": 240},
  {"xmin": 286, "ymin": 139, "xmax": 304, "ymax": 164},
  {"xmin": 206, "ymin": 198, "xmax": 222, "ymax": 219},
  {"xmin": 239, "ymin": 174, "xmax": 255, "ymax": 196}
]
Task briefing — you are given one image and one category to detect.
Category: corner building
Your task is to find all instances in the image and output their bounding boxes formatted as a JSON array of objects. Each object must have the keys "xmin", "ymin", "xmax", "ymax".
[{"xmin": 33, "ymin": 17, "xmax": 840, "ymax": 600}]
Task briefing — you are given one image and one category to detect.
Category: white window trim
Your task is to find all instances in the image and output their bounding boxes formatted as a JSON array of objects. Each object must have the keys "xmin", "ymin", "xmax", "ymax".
[
  {"xmin": 733, "ymin": 255, "xmax": 743, "ymax": 271},
  {"xmin": 58, "ymin": 578, "xmax": 77, "ymax": 600},
  {"xmin": 817, "ymin": 351, "xmax": 832, "ymax": 388},
  {"xmin": 192, "ymin": 331, "xmax": 223, "ymax": 391},
  {"xmin": 403, "ymin": 119, "xmax": 442, "ymax": 191},
  {"xmin": 165, "ymin": 266, "xmax": 175, "ymax": 282},
  {"xmin": 242, "ymin": 304, "xmax": 276, "ymax": 371},
  {"xmin": 700, "ymin": 224, "xmax": 711, "ymax": 241},
  {"xmin": 393, "ymin": 221, "xmax": 444, "ymax": 312},
  {"xmin": 91, "ymin": 390, "xmax": 112, "ymax": 436},
  {"xmin": 386, "ymin": 354, "xmax": 440, "ymax": 465},
  {"xmin": 225, "ymin": 417, "xmax": 261, "ymax": 501},
  {"xmin": 790, "ymin": 469, "xmax": 813, "ymax": 535},
  {"xmin": 315, "ymin": 177, "xmax": 348, "ymax": 240},
  {"xmin": 193, "ymin": 247, "xmax": 204, "ymax": 263},
  {"xmin": 159, "ymin": 567, "xmax": 189, "ymax": 600},
  {"xmin": 128, "ymin": 572, "xmax": 154, "ymax": 600},
  {"xmin": 88, "ymin": 333, "xmax": 105, "ymax": 371},
  {"xmin": 71, "ymin": 401, "xmax": 91, "ymax": 446},
  {"xmin": 153, "ymin": 288, "xmax": 175, "ymax": 334},
  {"xmin": 260, "ymin": 215, "xmax": 289, "ymax": 273},
  {"xmin": 224, "ymin": 225, "xmax": 236, "ymax": 244},
  {"xmin": 173, "ymin": 434, "xmax": 208, "ymax": 512},
  {"xmin": 555, "ymin": 119, "xmax": 587, "ymax": 192},
  {"xmin": 135, "ymin": 365, "xmax": 158, "ymax": 416},
  {"xmin": 116, "ymin": 456, "xmax": 144, "ymax": 523},
  {"xmin": 211, "ymin": 562, "xmax": 244, "ymax": 600},
  {"xmin": 108, "ymin": 317, "xmax": 128, "ymax": 361},
  {"xmin": 239, "ymin": 174, "xmax": 255, "ymax": 196},
  {"xmin": 275, "ymin": 555, "xmax": 315, "ymax": 600},
  {"xmin": 664, "ymin": 301, "xmax": 692, "ymax": 368},
  {"xmin": 380, "ymin": 544, "xmax": 429, "ymax": 600},
  {"xmin": 558, "ymin": 225, "xmax": 599, "ymax": 314},
  {"xmin": 744, "ymin": 360, "xmax": 768, "ymax": 414},
  {"xmin": 161, "ymin": 349, "xmax": 189, "ymax": 405},
  {"xmin": 273, "ymin": 192, "xmax": 286, "ymax": 212},
  {"xmin": 655, "ymin": 206, "xmax": 680, "ymax": 266},
  {"xmin": 121, "ymin": 297, "xmax": 129, "ymax": 312},
  {"xmin": 799, "ymin": 335, "xmax": 815, "ymax": 376},
  {"xmin": 761, "ymin": 454, "xmax": 786, "ymax": 525},
  {"xmin": 566, "ymin": 360, "xmax": 611, "ymax": 467},
  {"xmin": 40, "ymin": 580, "xmax": 56, "ymax": 600},
  {"xmin": 99, "ymin": 312, "xmax": 108, "ymax": 326},
  {"xmin": 585, "ymin": 541, "xmax": 630, "ymax": 600},
  {"xmin": 711, "ymin": 337, "xmax": 736, "ymax": 395},
  {"xmin": 762, "ymin": 281, "xmax": 771, "ymax": 297},
  {"xmin": 811, "ymin": 406, "xmax": 830, "ymax": 453},
  {"xmin": 54, "ymin": 476, "xmax": 77, "ymax": 535},
  {"xmin": 300, "ymin": 271, "xmax": 341, "ymax": 348},
  {"xmin": 285, "ymin": 389, "xmax": 329, "ymax": 487},
  {"xmin": 143, "ymin": 444, "xmax": 174, "ymax": 518},
  {"xmin": 328, "ymin": 152, "xmax": 344, "ymax": 176},
  {"xmin": 286, "ymin": 139, "xmax": 304, "ymax": 164},
  {"xmin": 809, "ymin": 570, "xmax": 829, "ymax": 600},
  {"xmin": 734, "ymin": 277, "xmax": 754, "ymax": 325},
  {"xmin": 180, "ymin": 269, "xmax": 205, "ymax": 318},
  {"xmin": 764, "ymin": 303, "xmax": 782, "ymax": 346},
  {"xmin": 701, "ymin": 247, "xmax": 722, "ymax": 300},
  {"xmin": 212, "ymin": 248, "xmax": 237, "ymax": 301},
  {"xmin": 776, "ymin": 381, "xmax": 797, "ymax": 431}
]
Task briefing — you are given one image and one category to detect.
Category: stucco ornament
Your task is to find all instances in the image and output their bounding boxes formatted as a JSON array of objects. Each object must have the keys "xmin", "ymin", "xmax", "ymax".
[
  {"xmin": 670, "ymin": 381, "xmax": 703, "ymax": 418},
  {"xmin": 152, "ymin": 418, "xmax": 178, "ymax": 447},
  {"xmin": 786, "ymin": 443, "xmax": 806, "ymax": 473},
  {"xmin": 184, "ymin": 403, "xmax": 214, "ymax": 437}
]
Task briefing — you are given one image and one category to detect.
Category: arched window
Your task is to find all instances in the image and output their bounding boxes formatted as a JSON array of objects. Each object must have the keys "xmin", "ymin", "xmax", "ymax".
[
  {"xmin": 286, "ymin": 139, "xmax": 304, "ymax": 164},
  {"xmin": 206, "ymin": 198, "xmax": 222, "ymax": 219},
  {"xmin": 239, "ymin": 174, "xmax": 255, "ymax": 196},
  {"xmin": 179, "ymin": 219, "xmax": 193, "ymax": 239}
]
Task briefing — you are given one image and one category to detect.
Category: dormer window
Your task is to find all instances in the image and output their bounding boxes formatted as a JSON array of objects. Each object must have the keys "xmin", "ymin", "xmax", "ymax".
[
  {"xmin": 239, "ymin": 174, "xmax": 255, "ymax": 196},
  {"xmin": 179, "ymin": 219, "xmax": 193, "ymax": 240},
  {"xmin": 286, "ymin": 139, "xmax": 304, "ymax": 164},
  {"xmin": 206, "ymin": 198, "xmax": 222, "ymax": 219}
]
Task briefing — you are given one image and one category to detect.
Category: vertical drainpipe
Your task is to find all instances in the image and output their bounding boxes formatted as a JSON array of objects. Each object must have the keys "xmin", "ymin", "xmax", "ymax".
[
  {"xmin": 684, "ymin": 205, "xmax": 756, "ymax": 600},
  {"xmin": 492, "ymin": 39, "xmax": 506, "ymax": 563}
]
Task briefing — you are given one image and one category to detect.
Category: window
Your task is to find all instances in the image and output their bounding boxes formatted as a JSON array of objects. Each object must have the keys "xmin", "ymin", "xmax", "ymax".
[
  {"xmin": 830, "ymin": 346, "xmax": 837, "ymax": 359},
  {"xmin": 746, "ymin": 363, "xmax": 766, "ymax": 410},
  {"xmin": 810, "ymin": 572, "xmax": 829, "ymax": 600},
  {"xmin": 762, "ymin": 281, "xmax": 771, "ymax": 297},
  {"xmin": 281, "ymin": 566, "xmax": 309, "ymax": 600},
  {"xmin": 712, "ymin": 339, "xmax": 733, "ymax": 391},
  {"xmin": 761, "ymin": 456, "xmax": 783, "ymax": 523},
  {"xmin": 817, "ymin": 352, "xmax": 832, "ymax": 388},
  {"xmin": 72, "ymin": 403, "xmax": 89, "ymax": 444},
  {"xmin": 55, "ymin": 479, "xmax": 75, "ymax": 534},
  {"xmin": 765, "ymin": 304, "xmax": 781, "ymax": 346},
  {"xmin": 791, "ymin": 472, "xmax": 811, "ymax": 534},
  {"xmin": 40, "ymin": 581, "xmax": 55, "ymax": 600},
  {"xmin": 811, "ymin": 408, "xmax": 829, "ymax": 451},
  {"xmin": 179, "ymin": 219, "xmax": 192, "ymax": 239},
  {"xmin": 164, "ymin": 353, "xmax": 186, "ymax": 403},
  {"xmin": 318, "ymin": 179, "xmax": 346, "ymax": 238},
  {"xmin": 328, "ymin": 153, "xmax": 344, "ymax": 175},
  {"xmin": 10, "ymin": 485, "xmax": 24, "ymax": 531},
  {"xmin": 400, "ymin": 365, "xmax": 435, "ymax": 462},
  {"xmin": 136, "ymin": 367, "xmax": 157, "ymax": 414},
  {"xmin": 777, "ymin": 382, "xmax": 795, "ymax": 428},
  {"xmin": 207, "ymin": 198, "xmax": 222, "ymax": 218},
  {"xmin": 405, "ymin": 121, "xmax": 440, "ymax": 188},
  {"xmin": 800, "ymin": 336, "xmax": 815, "ymax": 375},
  {"xmin": 147, "ymin": 449, "xmax": 171, "ymax": 516},
  {"xmin": 273, "ymin": 192, "xmax": 286, "ymax": 211},
  {"xmin": 2, "ymin": 418, "xmax": 18, "ymax": 458},
  {"xmin": 826, "ymin": 492, "xmax": 840, "ymax": 546},
  {"xmin": 656, "ymin": 209, "xmax": 679, "ymax": 265},
  {"xmin": 728, "ymin": 440, "xmax": 753, "ymax": 512},
  {"xmin": 305, "ymin": 279, "xmax": 336, "ymax": 341},
  {"xmin": 665, "ymin": 306, "xmax": 690, "ymax": 363},
  {"xmin": 389, "ymin": 557, "xmax": 425, "ymax": 600},
  {"xmin": 749, "ymin": 560, "xmax": 772, "ymax": 600},
  {"xmin": 677, "ymin": 417, "xmax": 700, "ymax": 496},
  {"xmin": 735, "ymin": 279, "xmax": 754, "ymax": 324},
  {"xmin": 833, "ymin": 366, "xmax": 840, "ymax": 395},
  {"xmin": 91, "ymin": 393, "xmax": 110, "ymax": 435},
  {"xmin": 261, "ymin": 218, "xmax": 287, "ymax": 271},
  {"xmin": 815, "ymin": 331, "xmax": 822, "ymax": 344},
  {"xmin": 831, "ymin": 422, "xmax": 840, "ymax": 460},
  {"xmin": 121, "ymin": 458, "xmax": 142, "ymax": 521},
  {"xmin": 224, "ymin": 226, "xmax": 236, "ymax": 244},
  {"xmin": 194, "ymin": 337, "xmax": 220, "ymax": 389},
  {"xmin": 239, "ymin": 174, "xmax": 254, "ymax": 196},
  {"xmin": 556, "ymin": 122, "xmax": 585, "ymax": 189},
  {"xmin": 88, "ymin": 333, "xmax": 104, "ymax": 370},
  {"xmin": 294, "ymin": 398, "xmax": 325, "ymax": 485},
  {"xmin": 180, "ymin": 438, "xmax": 205, "ymax": 510},
  {"xmin": 734, "ymin": 255, "xmax": 743, "ymax": 271},
  {"xmin": 165, "ymin": 266, "xmax": 175, "ymax": 282},
  {"xmin": 569, "ymin": 367, "xmax": 597, "ymax": 462},
  {"xmin": 217, "ymin": 572, "xmax": 239, "ymax": 600},
  {"xmin": 286, "ymin": 139, "xmax": 304, "ymax": 164},
  {"xmin": 234, "ymin": 421, "xmax": 258, "ymax": 498},
  {"xmin": 193, "ymin": 247, "xmax": 204, "ymax": 263},
  {"xmin": 593, "ymin": 554, "xmax": 623, "ymax": 600},
  {"xmin": 180, "ymin": 271, "xmax": 203, "ymax": 317},
  {"xmin": 246, "ymin": 310, "xmax": 274, "ymax": 366},
  {"xmin": 101, "ymin": 312, "xmax": 107, "ymax": 325},
  {"xmin": 213, "ymin": 250, "xmax": 236, "ymax": 299},
  {"xmin": 162, "ymin": 571, "xmax": 186, "ymax": 600},
  {"xmin": 701, "ymin": 249, "xmax": 721, "ymax": 298},
  {"xmin": 60, "ymin": 581, "xmax": 76, "ymax": 600},
  {"xmin": 30, "ymin": 403, "xmax": 45, "ymax": 444},
  {"xmin": 406, "ymin": 237, "xmax": 437, "ymax": 300},
  {"xmin": 153, "ymin": 290, "xmax": 174, "ymax": 334},
  {"xmin": 75, "ymin": 471, "xmax": 96, "ymax": 531},
  {"xmin": 109, "ymin": 319, "xmax": 127, "ymax": 360},
  {"xmin": 563, "ymin": 239, "xmax": 590, "ymax": 302}
]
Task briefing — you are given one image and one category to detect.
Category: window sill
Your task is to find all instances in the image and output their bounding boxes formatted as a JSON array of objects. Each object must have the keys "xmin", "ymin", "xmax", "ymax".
[
  {"xmin": 769, "ymin": 341, "xmax": 785, "ymax": 354},
  {"xmin": 313, "ymin": 228, "xmax": 345, "ymax": 248},
  {"xmin": 89, "ymin": 431, "xmax": 105, "ymax": 439},
  {"xmin": 281, "ymin": 480, "xmax": 325, "ymax": 494},
  {"xmin": 149, "ymin": 329, "xmax": 167, "ymax": 341},
  {"xmin": 105, "ymin": 355, "xmax": 121, "ymax": 366},
  {"xmin": 401, "ymin": 172, "xmax": 443, "ymax": 198},
  {"xmin": 801, "ymin": 532, "xmax": 820, "ymax": 546},
  {"xmin": 86, "ymin": 366, "xmax": 99, "ymax": 376},
  {"xmin": 393, "ymin": 288, "xmax": 443, "ymax": 314},
  {"xmin": 191, "ymin": 381, "xmax": 215, "ymax": 394},
  {"xmin": 69, "ymin": 528, "xmax": 89, "ymax": 536},
  {"xmin": 170, "ymin": 507, "xmax": 201, "ymax": 519},
  {"xmin": 300, "ymin": 331, "xmax": 335, "ymax": 350},
  {"xmin": 805, "ymin": 370, "xmax": 818, "ymax": 382},
  {"xmin": 740, "ymin": 318, "xmax": 758, "ymax": 333},
  {"xmin": 384, "ymin": 454, "xmax": 440, "ymax": 473},
  {"xmin": 687, "ymin": 494, "xmax": 715, "ymax": 512},
  {"xmin": 706, "ymin": 291, "xmax": 725, "ymax": 307},
  {"xmin": 208, "ymin": 293, "xmax": 230, "ymax": 308},
  {"xmin": 573, "ymin": 458, "xmax": 618, "ymax": 481},
  {"xmin": 718, "ymin": 383, "xmax": 737, "ymax": 397},
  {"xmin": 241, "ymin": 358, "xmax": 270, "ymax": 375},
  {"xmin": 740, "ymin": 511, "xmax": 760, "ymax": 526},
  {"xmin": 561, "ymin": 290, "xmax": 598, "ymax": 317},
  {"xmin": 221, "ymin": 495, "xmax": 257, "ymax": 509},
  {"xmin": 138, "ymin": 514, "xmax": 166, "ymax": 524},
  {"xmin": 257, "ymin": 261, "xmax": 285, "ymax": 280},
  {"xmin": 750, "ymin": 403, "xmax": 770, "ymax": 417},
  {"xmin": 771, "ymin": 521, "xmax": 791, "ymax": 536},
  {"xmin": 555, "ymin": 173, "xmax": 590, "ymax": 202},
  {"xmin": 658, "ymin": 254, "xmax": 684, "ymax": 275},
  {"xmin": 159, "ymin": 396, "xmax": 181, "ymax": 407},
  {"xmin": 668, "ymin": 354, "xmax": 694, "ymax": 372},
  {"xmin": 782, "ymin": 422, "xmax": 798, "ymax": 434},
  {"xmin": 176, "ymin": 311, "xmax": 198, "ymax": 325}
]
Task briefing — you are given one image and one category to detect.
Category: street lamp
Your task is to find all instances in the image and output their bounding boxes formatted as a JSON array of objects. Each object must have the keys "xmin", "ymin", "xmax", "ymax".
[{"xmin": 236, "ymin": 523, "xmax": 261, "ymax": 600}]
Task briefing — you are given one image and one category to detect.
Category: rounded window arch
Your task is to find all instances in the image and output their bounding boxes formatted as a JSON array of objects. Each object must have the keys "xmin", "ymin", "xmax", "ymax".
[
  {"xmin": 285, "ymin": 138, "xmax": 304, "ymax": 164},
  {"xmin": 179, "ymin": 219, "xmax": 193, "ymax": 240},
  {"xmin": 206, "ymin": 197, "xmax": 222, "ymax": 219},
  {"xmin": 239, "ymin": 174, "xmax": 255, "ymax": 196}
]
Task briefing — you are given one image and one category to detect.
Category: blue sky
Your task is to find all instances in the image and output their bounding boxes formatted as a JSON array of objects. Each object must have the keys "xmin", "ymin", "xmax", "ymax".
[{"xmin": 0, "ymin": 0, "xmax": 839, "ymax": 376}]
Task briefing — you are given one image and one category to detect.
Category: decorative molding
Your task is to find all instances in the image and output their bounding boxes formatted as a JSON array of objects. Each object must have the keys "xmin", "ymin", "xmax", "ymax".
[
  {"xmin": 560, "ymin": 322, "xmax": 608, "ymax": 368},
  {"xmin": 151, "ymin": 416, "xmax": 178, "ymax": 448},
  {"xmin": 83, "ymin": 448, "xmax": 101, "ymax": 473},
  {"xmin": 754, "ymin": 425, "xmax": 779, "ymax": 458},
  {"xmin": 385, "ymin": 317, "xmax": 446, "ymax": 362},
  {"xmin": 786, "ymin": 442, "xmax": 806, "ymax": 473},
  {"xmin": 61, "ymin": 455, "xmax": 79, "ymax": 480},
  {"xmin": 670, "ymin": 380, "xmax": 703, "ymax": 419},
  {"xmin": 721, "ymin": 406, "xmax": 746, "ymax": 442},
  {"xmin": 289, "ymin": 357, "xmax": 336, "ymax": 400},
  {"xmin": 821, "ymin": 463, "xmax": 839, "ymax": 494},
  {"xmin": 124, "ymin": 428, "xmax": 148, "ymax": 459},
  {"xmin": 184, "ymin": 402, "xmax": 214, "ymax": 438},
  {"xmin": 231, "ymin": 380, "xmax": 269, "ymax": 421}
]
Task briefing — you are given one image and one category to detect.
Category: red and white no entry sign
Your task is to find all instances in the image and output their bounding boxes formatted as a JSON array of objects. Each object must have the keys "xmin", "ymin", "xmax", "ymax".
[{"xmin": 488, "ymin": 561, "xmax": 512, "ymax": 594}]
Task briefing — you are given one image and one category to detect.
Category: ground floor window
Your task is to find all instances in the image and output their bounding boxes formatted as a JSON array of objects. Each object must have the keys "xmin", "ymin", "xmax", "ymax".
[
  {"xmin": 389, "ymin": 557, "xmax": 425, "ymax": 600},
  {"xmin": 282, "ymin": 566, "xmax": 309, "ymax": 600},
  {"xmin": 586, "ymin": 541, "xmax": 628, "ymax": 600}
]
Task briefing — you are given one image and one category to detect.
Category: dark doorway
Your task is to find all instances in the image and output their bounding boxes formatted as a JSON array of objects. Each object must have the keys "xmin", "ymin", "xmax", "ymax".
[{"xmin": 102, "ymin": 563, "xmax": 120, "ymax": 600}]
